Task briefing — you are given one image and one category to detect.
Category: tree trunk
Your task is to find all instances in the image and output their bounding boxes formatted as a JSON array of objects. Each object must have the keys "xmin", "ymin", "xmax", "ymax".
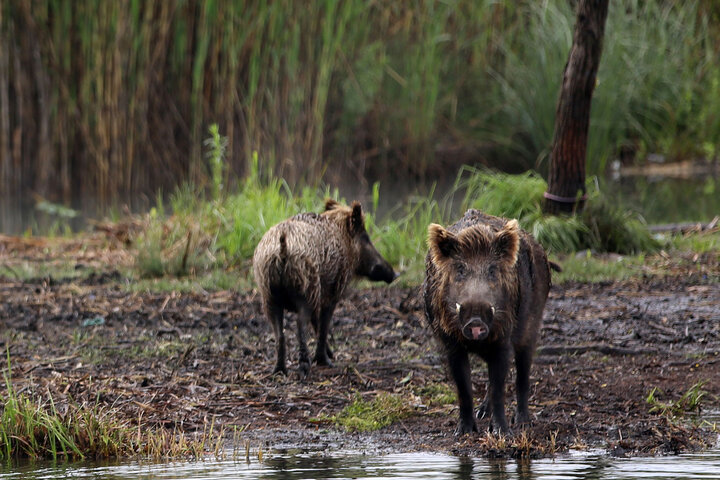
[{"xmin": 544, "ymin": 0, "xmax": 609, "ymax": 215}]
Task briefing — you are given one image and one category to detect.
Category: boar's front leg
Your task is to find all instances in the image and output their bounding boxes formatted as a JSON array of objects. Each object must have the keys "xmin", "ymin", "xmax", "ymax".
[
  {"xmin": 486, "ymin": 346, "xmax": 511, "ymax": 434},
  {"xmin": 313, "ymin": 304, "xmax": 335, "ymax": 367},
  {"xmin": 447, "ymin": 342, "xmax": 477, "ymax": 435}
]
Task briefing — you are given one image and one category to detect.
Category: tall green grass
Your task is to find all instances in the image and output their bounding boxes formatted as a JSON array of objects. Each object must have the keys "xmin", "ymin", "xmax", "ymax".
[
  {"xmin": 4, "ymin": 0, "xmax": 718, "ymax": 227},
  {"xmin": 481, "ymin": 0, "xmax": 719, "ymax": 174},
  {"xmin": 133, "ymin": 130, "xmax": 659, "ymax": 284}
]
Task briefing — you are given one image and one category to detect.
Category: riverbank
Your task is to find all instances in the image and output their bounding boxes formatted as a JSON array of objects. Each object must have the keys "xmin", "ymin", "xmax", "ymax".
[{"xmin": 1, "ymin": 233, "xmax": 718, "ymax": 459}]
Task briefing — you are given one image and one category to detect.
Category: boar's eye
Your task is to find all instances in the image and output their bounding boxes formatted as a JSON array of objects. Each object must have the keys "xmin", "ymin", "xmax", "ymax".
[
  {"xmin": 454, "ymin": 263, "xmax": 467, "ymax": 280},
  {"xmin": 487, "ymin": 265, "xmax": 498, "ymax": 279}
]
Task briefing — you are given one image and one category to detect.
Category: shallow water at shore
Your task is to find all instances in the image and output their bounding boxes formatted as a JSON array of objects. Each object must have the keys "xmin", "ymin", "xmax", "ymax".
[{"xmin": 2, "ymin": 448, "xmax": 720, "ymax": 480}]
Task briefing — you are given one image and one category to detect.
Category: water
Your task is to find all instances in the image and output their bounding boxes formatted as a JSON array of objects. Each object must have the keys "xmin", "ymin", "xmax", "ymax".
[
  {"xmin": 3, "ymin": 170, "xmax": 717, "ymax": 236},
  {"xmin": 2, "ymin": 449, "xmax": 719, "ymax": 480},
  {"xmin": 606, "ymin": 175, "xmax": 719, "ymax": 225}
]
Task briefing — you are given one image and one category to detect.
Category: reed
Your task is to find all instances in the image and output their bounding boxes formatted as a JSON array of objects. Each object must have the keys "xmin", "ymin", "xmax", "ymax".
[
  {"xmin": 480, "ymin": 0, "xmax": 719, "ymax": 174},
  {"xmin": 4, "ymin": 0, "xmax": 716, "ymax": 228}
]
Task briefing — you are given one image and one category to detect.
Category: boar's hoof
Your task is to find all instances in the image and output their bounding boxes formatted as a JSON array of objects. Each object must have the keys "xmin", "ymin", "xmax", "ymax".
[
  {"xmin": 455, "ymin": 420, "xmax": 478, "ymax": 436},
  {"xmin": 313, "ymin": 352, "xmax": 334, "ymax": 368},
  {"xmin": 298, "ymin": 359, "xmax": 311, "ymax": 378},
  {"xmin": 490, "ymin": 418, "xmax": 511, "ymax": 436},
  {"xmin": 462, "ymin": 318, "xmax": 489, "ymax": 341},
  {"xmin": 272, "ymin": 364, "xmax": 288, "ymax": 376},
  {"xmin": 513, "ymin": 409, "xmax": 531, "ymax": 427}
]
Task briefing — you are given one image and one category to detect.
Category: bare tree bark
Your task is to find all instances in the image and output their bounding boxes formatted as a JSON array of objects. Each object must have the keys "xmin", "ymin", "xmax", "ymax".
[
  {"xmin": 0, "ymin": 23, "xmax": 11, "ymax": 231},
  {"xmin": 544, "ymin": 0, "xmax": 609, "ymax": 215}
]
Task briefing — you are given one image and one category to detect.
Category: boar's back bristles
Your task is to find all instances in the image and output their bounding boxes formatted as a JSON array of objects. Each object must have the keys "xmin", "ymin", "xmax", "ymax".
[
  {"xmin": 253, "ymin": 199, "xmax": 396, "ymax": 375},
  {"xmin": 254, "ymin": 210, "xmax": 352, "ymax": 318}
]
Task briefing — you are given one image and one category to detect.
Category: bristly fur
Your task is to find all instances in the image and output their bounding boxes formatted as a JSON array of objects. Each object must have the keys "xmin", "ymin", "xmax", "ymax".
[
  {"xmin": 253, "ymin": 202, "xmax": 358, "ymax": 319},
  {"xmin": 253, "ymin": 198, "xmax": 395, "ymax": 375},
  {"xmin": 426, "ymin": 216, "xmax": 521, "ymax": 341},
  {"xmin": 422, "ymin": 208, "xmax": 553, "ymax": 434},
  {"xmin": 429, "ymin": 220, "xmax": 519, "ymax": 270}
]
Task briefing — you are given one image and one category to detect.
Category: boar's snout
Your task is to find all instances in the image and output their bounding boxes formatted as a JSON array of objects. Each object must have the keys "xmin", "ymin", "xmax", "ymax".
[
  {"xmin": 458, "ymin": 303, "xmax": 494, "ymax": 341},
  {"xmin": 368, "ymin": 261, "xmax": 398, "ymax": 284}
]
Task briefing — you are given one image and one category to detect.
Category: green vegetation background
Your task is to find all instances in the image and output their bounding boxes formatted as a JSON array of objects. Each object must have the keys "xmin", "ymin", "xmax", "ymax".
[{"xmin": 2, "ymin": 0, "xmax": 719, "ymax": 216}]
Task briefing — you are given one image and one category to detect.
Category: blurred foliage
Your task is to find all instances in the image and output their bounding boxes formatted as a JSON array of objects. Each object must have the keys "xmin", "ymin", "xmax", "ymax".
[{"xmin": 2, "ymin": 0, "xmax": 719, "ymax": 223}]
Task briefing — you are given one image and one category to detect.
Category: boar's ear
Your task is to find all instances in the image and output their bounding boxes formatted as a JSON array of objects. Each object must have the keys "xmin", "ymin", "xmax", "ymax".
[
  {"xmin": 348, "ymin": 201, "xmax": 365, "ymax": 235},
  {"xmin": 494, "ymin": 219, "xmax": 520, "ymax": 266},
  {"xmin": 324, "ymin": 198, "xmax": 340, "ymax": 211},
  {"xmin": 428, "ymin": 224, "xmax": 458, "ymax": 261}
]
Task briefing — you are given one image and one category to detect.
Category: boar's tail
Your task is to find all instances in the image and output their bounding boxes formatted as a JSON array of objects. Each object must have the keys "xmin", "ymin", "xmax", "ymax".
[
  {"xmin": 549, "ymin": 261, "xmax": 563, "ymax": 272},
  {"xmin": 279, "ymin": 233, "xmax": 288, "ymax": 261}
]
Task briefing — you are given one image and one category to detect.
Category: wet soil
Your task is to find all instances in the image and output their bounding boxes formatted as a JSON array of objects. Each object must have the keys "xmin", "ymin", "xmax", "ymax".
[{"xmin": 1, "ymin": 234, "xmax": 719, "ymax": 458}]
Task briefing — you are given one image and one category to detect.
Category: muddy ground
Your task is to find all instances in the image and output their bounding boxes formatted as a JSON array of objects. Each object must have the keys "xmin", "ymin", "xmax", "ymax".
[{"xmin": 1, "ymin": 234, "xmax": 719, "ymax": 458}]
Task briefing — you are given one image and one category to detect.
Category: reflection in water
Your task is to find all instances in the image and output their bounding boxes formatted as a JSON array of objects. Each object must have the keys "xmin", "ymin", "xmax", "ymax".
[
  {"xmin": 607, "ymin": 175, "xmax": 719, "ymax": 224},
  {"xmin": 1, "ymin": 450, "xmax": 719, "ymax": 480}
]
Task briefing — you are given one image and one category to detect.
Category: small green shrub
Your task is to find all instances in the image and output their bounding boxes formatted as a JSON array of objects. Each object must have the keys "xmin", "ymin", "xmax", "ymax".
[
  {"xmin": 455, "ymin": 167, "xmax": 659, "ymax": 255},
  {"xmin": 204, "ymin": 123, "xmax": 228, "ymax": 202},
  {"xmin": 581, "ymin": 194, "xmax": 660, "ymax": 254},
  {"xmin": 459, "ymin": 167, "xmax": 546, "ymax": 221}
]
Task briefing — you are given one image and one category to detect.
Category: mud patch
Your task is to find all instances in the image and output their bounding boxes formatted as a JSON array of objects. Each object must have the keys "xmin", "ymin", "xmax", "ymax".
[{"xmin": 0, "ymin": 238, "xmax": 718, "ymax": 458}]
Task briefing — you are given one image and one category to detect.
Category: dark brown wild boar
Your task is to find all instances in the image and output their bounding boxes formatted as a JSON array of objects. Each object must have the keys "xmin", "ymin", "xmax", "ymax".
[
  {"xmin": 253, "ymin": 199, "xmax": 397, "ymax": 376},
  {"xmin": 423, "ymin": 209, "xmax": 553, "ymax": 435}
]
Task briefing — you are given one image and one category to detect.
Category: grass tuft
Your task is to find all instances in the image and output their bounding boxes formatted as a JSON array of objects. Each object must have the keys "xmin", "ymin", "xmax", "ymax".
[
  {"xmin": 646, "ymin": 381, "xmax": 709, "ymax": 420},
  {"xmin": 329, "ymin": 392, "xmax": 413, "ymax": 432},
  {"xmin": 416, "ymin": 383, "xmax": 456, "ymax": 407},
  {"xmin": 1, "ymin": 354, "xmax": 231, "ymax": 461}
]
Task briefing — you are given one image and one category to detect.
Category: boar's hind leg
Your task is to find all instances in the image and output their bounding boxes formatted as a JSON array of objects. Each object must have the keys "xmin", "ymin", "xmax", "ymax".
[
  {"xmin": 447, "ymin": 344, "xmax": 477, "ymax": 435},
  {"xmin": 514, "ymin": 347, "xmax": 533, "ymax": 426},
  {"xmin": 313, "ymin": 305, "xmax": 335, "ymax": 367},
  {"xmin": 477, "ymin": 390, "xmax": 490, "ymax": 420},
  {"xmin": 296, "ymin": 305, "xmax": 313, "ymax": 377},
  {"xmin": 266, "ymin": 303, "xmax": 287, "ymax": 375}
]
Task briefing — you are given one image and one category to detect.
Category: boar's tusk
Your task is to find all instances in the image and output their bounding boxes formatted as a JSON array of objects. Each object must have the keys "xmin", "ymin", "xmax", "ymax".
[
  {"xmin": 456, "ymin": 303, "xmax": 461, "ymax": 314},
  {"xmin": 491, "ymin": 306, "xmax": 495, "ymax": 315}
]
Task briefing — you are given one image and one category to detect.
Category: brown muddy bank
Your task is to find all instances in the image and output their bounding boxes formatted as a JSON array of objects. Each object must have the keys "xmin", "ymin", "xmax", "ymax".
[{"xmin": 0, "ymin": 236, "xmax": 719, "ymax": 458}]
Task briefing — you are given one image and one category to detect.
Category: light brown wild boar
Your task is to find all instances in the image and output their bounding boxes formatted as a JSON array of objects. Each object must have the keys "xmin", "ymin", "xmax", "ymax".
[
  {"xmin": 423, "ymin": 209, "xmax": 554, "ymax": 434},
  {"xmin": 253, "ymin": 199, "xmax": 397, "ymax": 376}
]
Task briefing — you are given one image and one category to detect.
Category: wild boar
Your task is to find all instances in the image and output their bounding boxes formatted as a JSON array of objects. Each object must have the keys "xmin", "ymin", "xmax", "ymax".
[
  {"xmin": 423, "ymin": 209, "xmax": 552, "ymax": 434},
  {"xmin": 253, "ymin": 199, "xmax": 397, "ymax": 376}
]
